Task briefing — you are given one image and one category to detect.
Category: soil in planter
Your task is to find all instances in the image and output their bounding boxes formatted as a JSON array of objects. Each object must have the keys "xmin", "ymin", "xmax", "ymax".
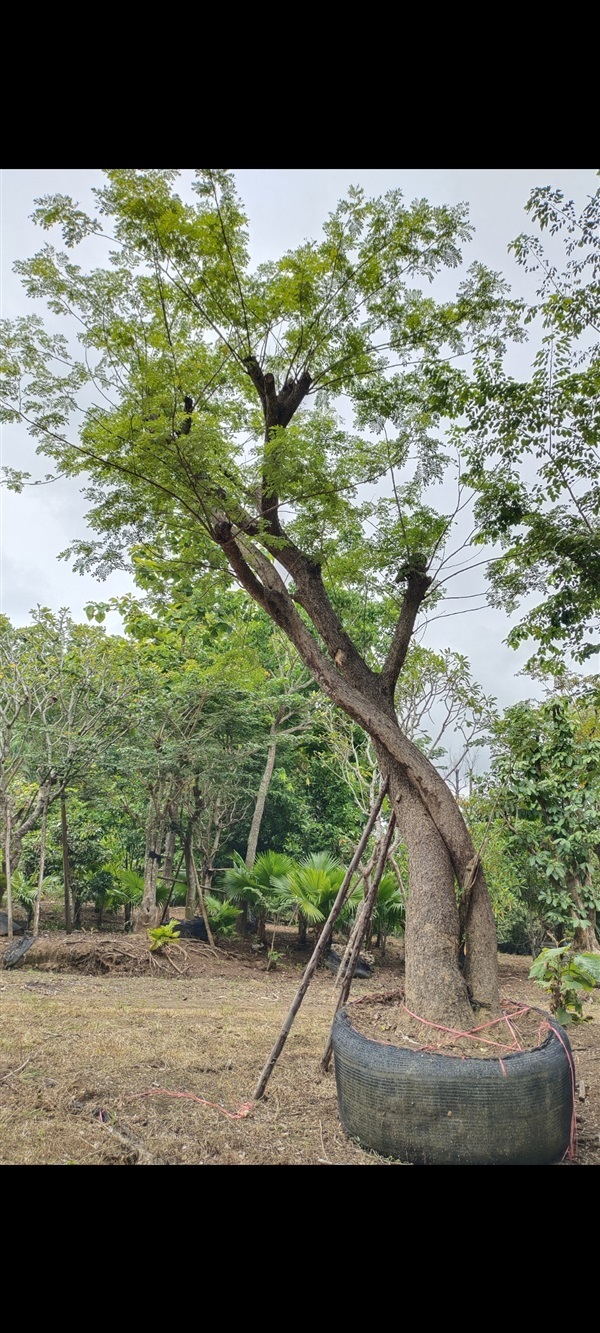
[{"xmin": 347, "ymin": 989, "xmax": 563, "ymax": 1059}]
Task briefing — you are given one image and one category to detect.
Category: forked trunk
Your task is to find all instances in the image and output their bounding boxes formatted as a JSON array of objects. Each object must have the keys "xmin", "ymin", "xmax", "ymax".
[
  {"xmin": 387, "ymin": 769, "xmax": 473, "ymax": 1028},
  {"xmin": 378, "ymin": 745, "xmax": 500, "ymax": 1026}
]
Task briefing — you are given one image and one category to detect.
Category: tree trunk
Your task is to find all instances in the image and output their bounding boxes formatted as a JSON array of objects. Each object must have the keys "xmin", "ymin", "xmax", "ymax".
[
  {"xmin": 245, "ymin": 718, "xmax": 280, "ymax": 870},
  {"xmin": 257, "ymin": 908, "xmax": 267, "ymax": 946},
  {"xmin": 387, "ymin": 769, "xmax": 474, "ymax": 1028},
  {"xmin": 573, "ymin": 917, "xmax": 599, "ymax": 952},
  {"xmin": 571, "ymin": 880, "xmax": 599, "ymax": 953},
  {"xmin": 379, "ymin": 746, "xmax": 500, "ymax": 1025},
  {"xmin": 4, "ymin": 806, "xmax": 13, "ymax": 941},
  {"xmin": 184, "ymin": 830, "xmax": 196, "ymax": 919},
  {"xmin": 160, "ymin": 849, "xmax": 185, "ymax": 924},
  {"xmin": 73, "ymin": 885, "xmax": 83, "ymax": 929},
  {"xmin": 9, "ymin": 785, "xmax": 50, "ymax": 878},
  {"xmin": 189, "ymin": 846, "xmax": 215, "ymax": 948},
  {"xmin": 135, "ymin": 799, "xmax": 165, "ymax": 931},
  {"xmin": 33, "ymin": 795, "xmax": 48, "ymax": 937},
  {"xmin": 61, "ymin": 794, "xmax": 72, "ymax": 935},
  {"xmin": 162, "ymin": 822, "xmax": 177, "ymax": 891},
  {"xmin": 237, "ymin": 901, "xmax": 249, "ymax": 938}
]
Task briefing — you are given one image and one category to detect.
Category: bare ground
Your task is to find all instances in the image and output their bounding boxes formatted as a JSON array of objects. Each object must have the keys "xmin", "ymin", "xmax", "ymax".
[{"xmin": 1, "ymin": 925, "xmax": 598, "ymax": 1166}]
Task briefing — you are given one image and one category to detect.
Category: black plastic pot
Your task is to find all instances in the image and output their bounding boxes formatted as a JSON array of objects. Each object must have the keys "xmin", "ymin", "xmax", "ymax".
[{"xmin": 332, "ymin": 999, "xmax": 575, "ymax": 1165}]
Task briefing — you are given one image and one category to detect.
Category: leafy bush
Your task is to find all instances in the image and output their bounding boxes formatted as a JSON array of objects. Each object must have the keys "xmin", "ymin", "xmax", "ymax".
[
  {"xmin": 204, "ymin": 894, "xmax": 240, "ymax": 938},
  {"xmin": 147, "ymin": 921, "xmax": 181, "ymax": 952},
  {"xmin": 529, "ymin": 945, "xmax": 600, "ymax": 1024}
]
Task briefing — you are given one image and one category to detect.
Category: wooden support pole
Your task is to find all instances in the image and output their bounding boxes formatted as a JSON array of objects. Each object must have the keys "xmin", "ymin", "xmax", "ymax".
[
  {"xmin": 252, "ymin": 782, "xmax": 388, "ymax": 1102},
  {"xmin": 321, "ymin": 812, "xmax": 396, "ymax": 1072}
]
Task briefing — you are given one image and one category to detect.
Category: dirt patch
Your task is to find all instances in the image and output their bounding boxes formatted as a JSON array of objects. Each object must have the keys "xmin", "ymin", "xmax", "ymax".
[
  {"xmin": 2, "ymin": 931, "xmax": 267, "ymax": 979},
  {"xmin": 348, "ymin": 991, "xmax": 561, "ymax": 1058},
  {"xmin": 0, "ymin": 934, "xmax": 598, "ymax": 1165}
]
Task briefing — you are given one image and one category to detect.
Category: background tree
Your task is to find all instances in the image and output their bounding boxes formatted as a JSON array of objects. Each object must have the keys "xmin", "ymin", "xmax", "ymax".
[
  {"xmin": 487, "ymin": 687, "xmax": 600, "ymax": 951},
  {"xmin": 464, "ymin": 180, "xmax": 600, "ymax": 671},
  {"xmin": 0, "ymin": 609, "xmax": 132, "ymax": 932}
]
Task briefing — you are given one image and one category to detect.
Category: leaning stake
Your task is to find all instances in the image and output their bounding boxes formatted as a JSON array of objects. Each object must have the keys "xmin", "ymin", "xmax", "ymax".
[
  {"xmin": 321, "ymin": 813, "xmax": 397, "ymax": 1072},
  {"xmin": 252, "ymin": 781, "xmax": 388, "ymax": 1101}
]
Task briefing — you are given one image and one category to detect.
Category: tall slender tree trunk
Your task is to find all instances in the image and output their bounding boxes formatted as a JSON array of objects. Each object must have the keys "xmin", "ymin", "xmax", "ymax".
[
  {"xmin": 61, "ymin": 793, "xmax": 72, "ymax": 935},
  {"xmin": 189, "ymin": 844, "xmax": 215, "ymax": 947},
  {"xmin": 380, "ymin": 750, "xmax": 499, "ymax": 1024},
  {"xmin": 162, "ymin": 820, "xmax": 177, "ymax": 892},
  {"xmin": 4, "ymin": 806, "xmax": 13, "ymax": 941},
  {"xmin": 134, "ymin": 795, "xmax": 166, "ymax": 930},
  {"xmin": 245, "ymin": 715, "xmax": 281, "ymax": 870},
  {"xmin": 33, "ymin": 793, "xmax": 48, "ymax": 937},
  {"xmin": 184, "ymin": 830, "xmax": 196, "ymax": 919}
]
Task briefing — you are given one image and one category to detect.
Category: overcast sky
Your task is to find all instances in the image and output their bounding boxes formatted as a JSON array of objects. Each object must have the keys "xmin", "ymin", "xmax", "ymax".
[{"xmin": 1, "ymin": 168, "xmax": 597, "ymax": 720}]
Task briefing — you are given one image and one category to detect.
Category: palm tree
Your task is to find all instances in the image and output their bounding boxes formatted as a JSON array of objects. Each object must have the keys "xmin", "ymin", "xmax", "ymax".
[
  {"xmin": 275, "ymin": 852, "xmax": 360, "ymax": 946},
  {"xmin": 220, "ymin": 850, "xmax": 295, "ymax": 945},
  {"xmin": 371, "ymin": 872, "xmax": 406, "ymax": 954}
]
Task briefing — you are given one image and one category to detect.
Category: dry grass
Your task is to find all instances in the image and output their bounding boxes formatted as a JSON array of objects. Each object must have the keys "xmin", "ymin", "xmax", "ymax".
[{"xmin": 1, "ymin": 934, "xmax": 598, "ymax": 1166}]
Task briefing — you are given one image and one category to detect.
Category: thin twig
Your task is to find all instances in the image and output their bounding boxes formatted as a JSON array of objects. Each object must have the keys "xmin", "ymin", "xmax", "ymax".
[{"xmin": 1, "ymin": 1056, "xmax": 32, "ymax": 1082}]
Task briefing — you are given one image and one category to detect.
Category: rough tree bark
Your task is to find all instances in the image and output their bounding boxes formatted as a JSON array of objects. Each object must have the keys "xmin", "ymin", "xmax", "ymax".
[
  {"xmin": 134, "ymin": 792, "xmax": 167, "ymax": 931},
  {"xmin": 183, "ymin": 828, "xmax": 196, "ymax": 920},
  {"xmin": 571, "ymin": 877, "xmax": 600, "ymax": 953}
]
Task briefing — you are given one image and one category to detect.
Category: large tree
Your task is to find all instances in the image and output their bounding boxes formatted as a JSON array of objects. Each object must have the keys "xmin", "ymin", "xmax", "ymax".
[{"xmin": 0, "ymin": 170, "xmax": 529, "ymax": 1025}]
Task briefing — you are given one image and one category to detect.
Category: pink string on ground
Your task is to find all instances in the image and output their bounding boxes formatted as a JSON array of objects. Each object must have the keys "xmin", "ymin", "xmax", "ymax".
[{"xmin": 128, "ymin": 1088, "xmax": 253, "ymax": 1120}]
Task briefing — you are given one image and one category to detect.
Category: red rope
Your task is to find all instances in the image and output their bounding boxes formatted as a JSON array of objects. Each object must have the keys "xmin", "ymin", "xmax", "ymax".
[
  {"xmin": 400, "ymin": 1000, "xmax": 536, "ymax": 1053},
  {"xmin": 128, "ymin": 1088, "xmax": 254, "ymax": 1120},
  {"xmin": 548, "ymin": 1025, "xmax": 578, "ymax": 1161},
  {"xmin": 397, "ymin": 998, "xmax": 577, "ymax": 1160}
]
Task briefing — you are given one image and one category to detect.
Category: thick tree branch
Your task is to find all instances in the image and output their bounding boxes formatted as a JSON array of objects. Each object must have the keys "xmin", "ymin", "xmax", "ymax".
[
  {"xmin": 216, "ymin": 527, "xmax": 477, "ymax": 893},
  {"xmin": 263, "ymin": 372, "xmax": 279, "ymax": 431},
  {"xmin": 242, "ymin": 356, "xmax": 266, "ymax": 410},
  {"xmin": 242, "ymin": 359, "xmax": 312, "ymax": 537},
  {"xmin": 381, "ymin": 567, "xmax": 432, "ymax": 698},
  {"xmin": 218, "ymin": 492, "xmax": 386, "ymax": 704}
]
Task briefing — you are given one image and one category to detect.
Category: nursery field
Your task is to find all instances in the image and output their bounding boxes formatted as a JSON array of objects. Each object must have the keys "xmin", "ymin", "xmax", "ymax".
[{"xmin": 1, "ymin": 930, "xmax": 598, "ymax": 1167}]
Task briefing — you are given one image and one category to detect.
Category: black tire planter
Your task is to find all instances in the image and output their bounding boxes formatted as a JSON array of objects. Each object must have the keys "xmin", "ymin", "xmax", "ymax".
[{"xmin": 332, "ymin": 1000, "xmax": 575, "ymax": 1165}]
